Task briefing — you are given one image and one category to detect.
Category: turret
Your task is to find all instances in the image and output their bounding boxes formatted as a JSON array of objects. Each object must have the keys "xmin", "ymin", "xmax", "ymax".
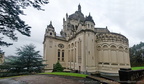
[
  {"xmin": 85, "ymin": 13, "xmax": 95, "ymax": 30},
  {"xmin": 66, "ymin": 13, "xmax": 68, "ymax": 20},
  {"xmin": 45, "ymin": 21, "xmax": 56, "ymax": 37}
]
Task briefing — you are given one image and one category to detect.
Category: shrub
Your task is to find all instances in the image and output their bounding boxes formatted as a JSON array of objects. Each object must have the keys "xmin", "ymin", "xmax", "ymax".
[{"xmin": 53, "ymin": 61, "xmax": 64, "ymax": 72}]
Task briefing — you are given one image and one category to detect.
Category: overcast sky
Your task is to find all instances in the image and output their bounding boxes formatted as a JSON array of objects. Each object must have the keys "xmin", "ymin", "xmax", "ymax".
[{"xmin": 2, "ymin": 0, "xmax": 144, "ymax": 56}]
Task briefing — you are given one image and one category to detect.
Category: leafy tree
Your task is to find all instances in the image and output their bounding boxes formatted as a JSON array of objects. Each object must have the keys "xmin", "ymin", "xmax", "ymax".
[
  {"xmin": 0, "ymin": 0, "xmax": 49, "ymax": 46},
  {"xmin": 53, "ymin": 61, "xmax": 64, "ymax": 72},
  {"xmin": 0, "ymin": 56, "xmax": 21, "ymax": 72},
  {"xmin": 130, "ymin": 42, "xmax": 144, "ymax": 66}
]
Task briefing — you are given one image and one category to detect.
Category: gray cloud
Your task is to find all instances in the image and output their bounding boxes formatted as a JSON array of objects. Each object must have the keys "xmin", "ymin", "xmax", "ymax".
[{"xmin": 2, "ymin": 0, "xmax": 144, "ymax": 56}]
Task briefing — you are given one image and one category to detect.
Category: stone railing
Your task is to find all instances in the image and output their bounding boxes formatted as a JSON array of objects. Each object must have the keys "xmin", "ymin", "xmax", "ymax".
[{"xmin": 119, "ymin": 68, "xmax": 144, "ymax": 84}]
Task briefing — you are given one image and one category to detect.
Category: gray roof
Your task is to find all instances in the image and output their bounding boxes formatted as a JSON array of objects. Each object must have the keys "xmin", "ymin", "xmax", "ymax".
[
  {"xmin": 69, "ymin": 11, "xmax": 85, "ymax": 22},
  {"xmin": 47, "ymin": 21, "xmax": 54, "ymax": 29},
  {"xmin": 94, "ymin": 27, "xmax": 110, "ymax": 33},
  {"xmin": 68, "ymin": 4, "xmax": 85, "ymax": 22},
  {"xmin": 85, "ymin": 14, "xmax": 95, "ymax": 24}
]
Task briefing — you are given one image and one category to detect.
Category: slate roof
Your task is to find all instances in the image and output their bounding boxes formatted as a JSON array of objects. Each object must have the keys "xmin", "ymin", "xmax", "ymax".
[
  {"xmin": 47, "ymin": 21, "xmax": 54, "ymax": 29},
  {"xmin": 85, "ymin": 14, "xmax": 95, "ymax": 24}
]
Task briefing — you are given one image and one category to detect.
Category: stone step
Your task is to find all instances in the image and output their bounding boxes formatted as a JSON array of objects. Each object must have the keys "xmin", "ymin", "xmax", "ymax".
[{"xmin": 86, "ymin": 75, "xmax": 120, "ymax": 84}]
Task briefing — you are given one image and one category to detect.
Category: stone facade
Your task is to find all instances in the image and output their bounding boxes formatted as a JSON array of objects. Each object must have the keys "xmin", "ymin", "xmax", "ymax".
[{"xmin": 43, "ymin": 5, "xmax": 131, "ymax": 75}]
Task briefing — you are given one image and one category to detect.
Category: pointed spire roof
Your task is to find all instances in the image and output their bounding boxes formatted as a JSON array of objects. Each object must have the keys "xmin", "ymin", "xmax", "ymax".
[
  {"xmin": 85, "ymin": 13, "xmax": 95, "ymax": 24},
  {"xmin": 78, "ymin": 4, "xmax": 81, "ymax": 12},
  {"xmin": 47, "ymin": 21, "xmax": 54, "ymax": 29}
]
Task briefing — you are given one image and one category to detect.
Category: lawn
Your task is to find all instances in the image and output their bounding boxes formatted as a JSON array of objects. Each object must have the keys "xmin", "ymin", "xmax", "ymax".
[
  {"xmin": 39, "ymin": 72, "xmax": 88, "ymax": 78},
  {"xmin": 132, "ymin": 66, "xmax": 144, "ymax": 70}
]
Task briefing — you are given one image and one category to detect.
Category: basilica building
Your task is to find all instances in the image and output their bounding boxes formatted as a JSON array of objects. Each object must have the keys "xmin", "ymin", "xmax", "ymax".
[{"xmin": 43, "ymin": 5, "xmax": 131, "ymax": 75}]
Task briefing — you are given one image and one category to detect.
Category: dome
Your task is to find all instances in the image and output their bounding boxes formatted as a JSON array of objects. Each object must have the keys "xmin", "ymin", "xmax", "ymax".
[{"xmin": 68, "ymin": 4, "xmax": 85, "ymax": 22}]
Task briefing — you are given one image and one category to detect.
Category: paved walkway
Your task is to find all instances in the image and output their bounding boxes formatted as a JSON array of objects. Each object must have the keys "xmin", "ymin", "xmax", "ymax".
[
  {"xmin": 87, "ymin": 75, "xmax": 120, "ymax": 84},
  {"xmin": 0, "ymin": 78, "xmax": 25, "ymax": 84},
  {"xmin": 0, "ymin": 74, "xmax": 99, "ymax": 84}
]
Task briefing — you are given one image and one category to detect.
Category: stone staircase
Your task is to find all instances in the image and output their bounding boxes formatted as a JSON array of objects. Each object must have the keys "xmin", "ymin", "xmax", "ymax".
[{"xmin": 86, "ymin": 75, "xmax": 120, "ymax": 84}]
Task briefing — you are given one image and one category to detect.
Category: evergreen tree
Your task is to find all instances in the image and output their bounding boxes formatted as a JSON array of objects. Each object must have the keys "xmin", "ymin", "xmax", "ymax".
[
  {"xmin": 53, "ymin": 61, "xmax": 64, "ymax": 72},
  {"xmin": 16, "ymin": 44, "xmax": 46, "ymax": 73},
  {"xmin": 0, "ymin": 44, "xmax": 46, "ymax": 74},
  {"xmin": 0, "ymin": 0, "xmax": 48, "ymax": 46},
  {"xmin": 130, "ymin": 42, "xmax": 144, "ymax": 66}
]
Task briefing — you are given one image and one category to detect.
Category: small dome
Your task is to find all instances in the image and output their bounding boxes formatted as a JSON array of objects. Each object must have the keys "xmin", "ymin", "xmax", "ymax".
[
  {"xmin": 68, "ymin": 4, "xmax": 85, "ymax": 22},
  {"xmin": 69, "ymin": 11, "xmax": 85, "ymax": 21}
]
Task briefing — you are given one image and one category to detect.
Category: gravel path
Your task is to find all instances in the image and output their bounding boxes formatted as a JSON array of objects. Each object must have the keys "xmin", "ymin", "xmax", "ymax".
[{"xmin": 0, "ymin": 74, "xmax": 100, "ymax": 84}]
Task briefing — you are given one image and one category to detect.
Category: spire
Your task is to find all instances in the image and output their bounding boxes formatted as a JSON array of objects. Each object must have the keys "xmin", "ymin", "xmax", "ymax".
[
  {"xmin": 50, "ymin": 21, "xmax": 52, "ymax": 25},
  {"xmin": 47, "ymin": 21, "xmax": 54, "ymax": 29},
  {"xmin": 89, "ymin": 12, "xmax": 91, "ymax": 16},
  {"xmin": 78, "ymin": 4, "xmax": 81, "ymax": 12},
  {"xmin": 85, "ymin": 13, "xmax": 95, "ymax": 25},
  {"xmin": 66, "ymin": 13, "xmax": 68, "ymax": 19}
]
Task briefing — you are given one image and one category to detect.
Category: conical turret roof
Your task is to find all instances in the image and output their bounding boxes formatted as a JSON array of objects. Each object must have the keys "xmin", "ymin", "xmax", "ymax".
[
  {"xmin": 47, "ymin": 21, "xmax": 54, "ymax": 29},
  {"xmin": 85, "ymin": 13, "xmax": 95, "ymax": 24}
]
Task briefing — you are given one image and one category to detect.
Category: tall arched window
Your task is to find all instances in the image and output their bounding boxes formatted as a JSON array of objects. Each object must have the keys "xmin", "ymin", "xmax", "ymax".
[
  {"xmin": 78, "ymin": 41, "xmax": 81, "ymax": 63},
  {"xmin": 58, "ymin": 49, "xmax": 60, "ymax": 61},
  {"xmin": 62, "ymin": 50, "xmax": 64, "ymax": 61},
  {"xmin": 88, "ymin": 24, "xmax": 89, "ymax": 28}
]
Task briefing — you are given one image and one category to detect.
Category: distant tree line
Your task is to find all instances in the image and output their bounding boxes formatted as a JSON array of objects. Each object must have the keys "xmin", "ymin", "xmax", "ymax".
[{"xmin": 130, "ymin": 42, "xmax": 144, "ymax": 66}]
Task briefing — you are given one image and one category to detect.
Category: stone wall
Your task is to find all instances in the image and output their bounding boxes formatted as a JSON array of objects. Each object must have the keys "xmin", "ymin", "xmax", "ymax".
[
  {"xmin": 96, "ymin": 33, "xmax": 131, "ymax": 74},
  {"xmin": 119, "ymin": 68, "xmax": 144, "ymax": 84}
]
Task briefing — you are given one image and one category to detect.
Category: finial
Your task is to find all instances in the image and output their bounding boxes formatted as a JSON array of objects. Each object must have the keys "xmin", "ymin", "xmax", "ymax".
[
  {"xmin": 50, "ymin": 21, "xmax": 52, "ymax": 25},
  {"xmin": 66, "ymin": 13, "xmax": 68, "ymax": 18},
  {"xmin": 89, "ymin": 12, "xmax": 91, "ymax": 16},
  {"xmin": 63, "ymin": 18, "xmax": 65, "ymax": 22},
  {"xmin": 78, "ymin": 4, "xmax": 81, "ymax": 12}
]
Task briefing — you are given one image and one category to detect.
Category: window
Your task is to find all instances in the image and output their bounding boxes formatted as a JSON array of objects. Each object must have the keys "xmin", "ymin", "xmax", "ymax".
[
  {"xmin": 58, "ymin": 49, "xmax": 60, "ymax": 61},
  {"xmin": 78, "ymin": 41, "xmax": 81, "ymax": 63},
  {"xmin": 91, "ymin": 25, "xmax": 93, "ymax": 28},
  {"xmin": 68, "ymin": 50, "xmax": 70, "ymax": 62},
  {"xmin": 71, "ymin": 49, "xmax": 73, "ymax": 62},
  {"xmin": 62, "ymin": 50, "xmax": 64, "ymax": 61},
  {"xmin": 88, "ymin": 24, "xmax": 89, "ymax": 28},
  {"xmin": 50, "ymin": 32, "xmax": 52, "ymax": 35}
]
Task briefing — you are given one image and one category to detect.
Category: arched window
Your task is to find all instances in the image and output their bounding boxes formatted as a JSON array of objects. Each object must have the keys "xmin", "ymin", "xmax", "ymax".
[
  {"xmin": 58, "ymin": 49, "xmax": 60, "ymax": 61},
  {"xmin": 103, "ymin": 45, "xmax": 108, "ymax": 49},
  {"xmin": 62, "ymin": 50, "xmax": 64, "ymax": 61},
  {"xmin": 119, "ymin": 46, "xmax": 123, "ymax": 50},
  {"xmin": 88, "ymin": 24, "xmax": 89, "ymax": 28},
  {"xmin": 111, "ymin": 45, "xmax": 116, "ymax": 50},
  {"xmin": 91, "ymin": 25, "xmax": 93, "ymax": 28},
  {"xmin": 50, "ymin": 32, "xmax": 52, "ymax": 35}
]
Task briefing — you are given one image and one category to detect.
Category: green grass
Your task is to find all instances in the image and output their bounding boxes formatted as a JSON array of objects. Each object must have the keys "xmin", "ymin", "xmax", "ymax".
[
  {"xmin": 39, "ymin": 72, "xmax": 88, "ymax": 78},
  {"xmin": 132, "ymin": 66, "xmax": 144, "ymax": 70}
]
